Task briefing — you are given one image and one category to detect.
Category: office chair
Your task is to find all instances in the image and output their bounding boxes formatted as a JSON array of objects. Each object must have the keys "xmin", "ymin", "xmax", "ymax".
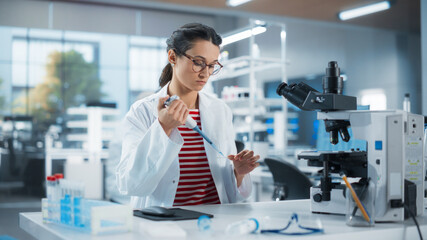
[
  {"xmin": 264, "ymin": 158, "xmax": 312, "ymax": 201},
  {"xmin": 235, "ymin": 140, "xmax": 245, "ymax": 153}
]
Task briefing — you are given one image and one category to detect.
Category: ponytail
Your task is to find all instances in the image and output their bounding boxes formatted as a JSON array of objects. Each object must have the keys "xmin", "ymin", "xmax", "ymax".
[{"xmin": 159, "ymin": 63, "xmax": 173, "ymax": 88}]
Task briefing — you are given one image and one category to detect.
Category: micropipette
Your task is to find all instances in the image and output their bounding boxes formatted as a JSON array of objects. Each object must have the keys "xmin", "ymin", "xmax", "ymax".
[{"xmin": 164, "ymin": 95, "xmax": 225, "ymax": 158}]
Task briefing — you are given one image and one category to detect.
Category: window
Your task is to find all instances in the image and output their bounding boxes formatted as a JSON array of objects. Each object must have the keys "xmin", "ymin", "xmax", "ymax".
[
  {"xmin": 11, "ymin": 29, "xmax": 100, "ymax": 128},
  {"xmin": 128, "ymin": 36, "xmax": 167, "ymax": 103},
  {"xmin": 3, "ymin": 26, "xmax": 168, "ymax": 130},
  {"xmin": 360, "ymin": 89, "xmax": 387, "ymax": 110}
]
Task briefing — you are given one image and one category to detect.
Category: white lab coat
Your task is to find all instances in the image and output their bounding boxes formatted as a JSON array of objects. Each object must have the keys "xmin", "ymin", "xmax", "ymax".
[{"xmin": 116, "ymin": 83, "xmax": 252, "ymax": 209}]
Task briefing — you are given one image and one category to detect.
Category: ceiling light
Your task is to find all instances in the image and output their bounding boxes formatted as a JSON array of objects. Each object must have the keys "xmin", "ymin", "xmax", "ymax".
[
  {"xmin": 226, "ymin": 0, "xmax": 252, "ymax": 7},
  {"xmin": 338, "ymin": 1, "xmax": 391, "ymax": 21},
  {"xmin": 221, "ymin": 26, "xmax": 266, "ymax": 47}
]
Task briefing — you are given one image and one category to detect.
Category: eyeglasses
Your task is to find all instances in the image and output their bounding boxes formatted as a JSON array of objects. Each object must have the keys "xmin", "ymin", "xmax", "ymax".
[
  {"xmin": 260, "ymin": 213, "xmax": 324, "ymax": 236},
  {"xmin": 182, "ymin": 53, "xmax": 223, "ymax": 75}
]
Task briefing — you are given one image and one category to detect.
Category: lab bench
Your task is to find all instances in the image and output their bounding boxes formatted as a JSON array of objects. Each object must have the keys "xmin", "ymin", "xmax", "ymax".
[{"xmin": 20, "ymin": 200, "xmax": 427, "ymax": 240}]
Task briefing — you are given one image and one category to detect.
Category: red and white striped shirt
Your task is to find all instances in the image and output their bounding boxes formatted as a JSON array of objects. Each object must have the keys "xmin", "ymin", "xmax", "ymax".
[{"xmin": 173, "ymin": 109, "xmax": 221, "ymax": 206}]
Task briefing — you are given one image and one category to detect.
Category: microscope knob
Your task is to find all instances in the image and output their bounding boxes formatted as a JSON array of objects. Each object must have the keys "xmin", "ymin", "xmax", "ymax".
[{"xmin": 313, "ymin": 193, "xmax": 322, "ymax": 202}]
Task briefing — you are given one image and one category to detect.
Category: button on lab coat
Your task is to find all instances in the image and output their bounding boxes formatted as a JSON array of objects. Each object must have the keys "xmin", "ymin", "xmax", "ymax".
[{"xmin": 116, "ymin": 83, "xmax": 252, "ymax": 209}]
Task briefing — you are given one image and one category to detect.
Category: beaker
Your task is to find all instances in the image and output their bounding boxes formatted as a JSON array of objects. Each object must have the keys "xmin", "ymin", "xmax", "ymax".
[{"xmin": 345, "ymin": 180, "xmax": 375, "ymax": 227}]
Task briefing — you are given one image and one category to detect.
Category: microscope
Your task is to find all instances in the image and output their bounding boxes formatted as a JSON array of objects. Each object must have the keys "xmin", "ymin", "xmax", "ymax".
[{"xmin": 277, "ymin": 61, "xmax": 424, "ymax": 222}]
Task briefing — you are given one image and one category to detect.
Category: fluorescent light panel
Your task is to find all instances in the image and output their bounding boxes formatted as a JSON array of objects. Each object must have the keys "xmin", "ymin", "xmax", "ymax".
[
  {"xmin": 338, "ymin": 1, "xmax": 391, "ymax": 21},
  {"xmin": 221, "ymin": 26, "xmax": 266, "ymax": 46},
  {"xmin": 227, "ymin": 0, "xmax": 252, "ymax": 7}
]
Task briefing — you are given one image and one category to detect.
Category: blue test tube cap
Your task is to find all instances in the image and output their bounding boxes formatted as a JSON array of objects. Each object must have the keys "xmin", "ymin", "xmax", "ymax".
[{"xmin": 198, "ymin": 215, "xmax": 212, "ymax": 232}]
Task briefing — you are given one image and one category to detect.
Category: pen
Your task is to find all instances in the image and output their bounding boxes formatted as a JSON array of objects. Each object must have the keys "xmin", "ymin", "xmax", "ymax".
[{"xmin": 342, "ymin": 175, "xmax": 371, "ymax": 223}]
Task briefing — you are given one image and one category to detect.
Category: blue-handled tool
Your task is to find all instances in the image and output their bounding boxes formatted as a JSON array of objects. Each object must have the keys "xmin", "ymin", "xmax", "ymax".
[{"xmin": 164, "ymin": 95, "xmax": 225, "ymax": 158}]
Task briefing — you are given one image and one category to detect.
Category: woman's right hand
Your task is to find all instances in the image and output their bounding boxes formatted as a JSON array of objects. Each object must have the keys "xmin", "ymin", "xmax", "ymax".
[{"xmin": 157, "ymin": 95, "xmax": 189, "ymax": 136}]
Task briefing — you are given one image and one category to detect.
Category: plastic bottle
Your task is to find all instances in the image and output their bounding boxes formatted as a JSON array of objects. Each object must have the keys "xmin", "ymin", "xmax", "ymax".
[
  {"xmin": 225, "ymin": 218, "xmax": 259, "ymax": 235},
  {"xmin": 403, "ymin": 93, "xmax": 411, "ymax": 112},
  {"xmin": 46, "ymin": 176, "xmax": 56, "ymax": 200}
]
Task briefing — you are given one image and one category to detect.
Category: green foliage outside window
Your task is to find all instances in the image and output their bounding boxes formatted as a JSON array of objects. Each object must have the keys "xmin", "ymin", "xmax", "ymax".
[{"xmin": 14, "ymin": 50, "xmax": 103, "ymax": 131}]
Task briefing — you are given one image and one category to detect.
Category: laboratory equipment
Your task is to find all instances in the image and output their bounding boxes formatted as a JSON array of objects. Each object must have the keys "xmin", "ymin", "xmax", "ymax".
[
  {"xmin": 225, "ymin": 214, "xmax": 323, "ymax": 236},
  {"xmin": 403, "ymin": 93, "xmax": 411, "ymax": 112},
  {"xmin": 164, "ymin": 95, "xmax": 225, "ymax": 157},
  {"xmin": 260, "ymin": 213, "xmax": 324, "ymax": 235},
  {"xmin": 45, "ymin": 176, "xmax": 57, "ymax": 223},
  {"xmin": 225, "ymin": 218, "xmax": 259, "ymax": 235},
  {"xmin": 221, "ymin": 86, "xmax": 263, "ymax": 101},
  {"xmin": 345, "ymin": 177, "xmax": 375, "ymax": 227},
  {"xmin": 138, "ymin": 206, "xmax": 175, "ymax": 217},
  {"xmin": 133, "ymin": 208, "xmax": 213, "ymax": 221},
  {"xmin": 277, "ymin": 61, "xmax": 424, "ymax": 222},
  {"xmin": 42, "ymin": 176, "xmax": 132, "ymax": 235}
]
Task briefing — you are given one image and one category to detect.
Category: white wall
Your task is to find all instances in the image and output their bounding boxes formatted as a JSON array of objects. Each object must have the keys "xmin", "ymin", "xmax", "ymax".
[
  {"xmin": 0, "ymin": 0, "xmax": 216, "ymax": 37},
  {"xmin": 0, "ymin": 27, "xmax": 12, "ymax": 114},
  {"xmin": 422, "ymin": 0, "xmax": 427, "ymax": 116},
  {"xmin": 98, "ymin": 35, "xmax": 129, "ymax": 116},
  {"xmin": 233, "ymin": 18, "xmax": 421, "ymax": 113}
]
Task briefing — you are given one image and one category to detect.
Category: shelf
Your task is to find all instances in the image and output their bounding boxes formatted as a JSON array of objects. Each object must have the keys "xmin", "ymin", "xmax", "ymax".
[
  {"xmin": 224, "ymin": 98, "xmax": 283, "ymax": 107},
  {"xmin": 66, "ymin": 134, "xmax": 87, "ymax": 141},
  {"xmin": 235, "ymin": 124, "xmax": 267, "ymax": 133},
  {"xmin": 211, "ymin": 56, "xmax": 283, "ymax": 81},
  {"xmin": 66, "ymin": 121, "xmax": 118, "ymax": 129},
  {"xmin": 67, "ymin": 107, "xmax": 118, "ymax": 116},
  {"xmin": 66, "ymin": 121, "xmax": 88, "ymax": 128},
  {"xmin": 231, "ymin": 107, "xmax": 265, "ymax": 116},
  {"xmin": 217, "ymin": 19, "xmax": 287, "ymax": 157},
  {"xmin": 234, "ymin": 124, "xmax": 298, "ymax": 133},
  {"xmin": 231, "ymin": 109, "xmax": 298, "ymax": 119},
  {"xmin": 220, "ymin": 56, "xmax": 283, "ymax": 65},
  {"xmin": 66, "ymin": 133, "xmax": 115, "ymax": 142}
]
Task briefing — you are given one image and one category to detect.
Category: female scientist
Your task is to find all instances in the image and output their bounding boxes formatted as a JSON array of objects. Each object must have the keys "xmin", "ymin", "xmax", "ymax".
[{"xmin": 116, "ymin": 23, "xmax": 260, "ymax": 208}]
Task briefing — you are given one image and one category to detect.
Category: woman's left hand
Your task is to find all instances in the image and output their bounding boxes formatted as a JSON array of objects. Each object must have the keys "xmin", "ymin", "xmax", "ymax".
[{"xmin": 228, "ymin": 150, "xmax": 260, "ymax": 178}]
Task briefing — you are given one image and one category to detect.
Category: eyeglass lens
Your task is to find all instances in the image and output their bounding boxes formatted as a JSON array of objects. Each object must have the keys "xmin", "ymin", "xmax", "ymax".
[{"xmin": 191, "ymin": 59, "xmax": 221, "ymax": 75}]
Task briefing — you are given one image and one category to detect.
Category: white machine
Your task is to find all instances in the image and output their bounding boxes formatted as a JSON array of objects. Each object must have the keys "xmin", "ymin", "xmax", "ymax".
[
  {"xmin": 302, "ymin": 110, "xmax": 424, "ymax": 222},
  {"xmin": 277, "ymin": 61, "xmax": 424, "ymax": 222}
]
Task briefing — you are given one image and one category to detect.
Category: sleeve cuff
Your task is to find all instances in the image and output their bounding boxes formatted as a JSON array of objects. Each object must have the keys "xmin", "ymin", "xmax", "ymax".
[
  {"xmin": 237, "ymin": 173, "xmax": 252, "ymax": 199},
  {"xmin": 155, "ymin": 119, "xmax": 183, "ymax": 146}
]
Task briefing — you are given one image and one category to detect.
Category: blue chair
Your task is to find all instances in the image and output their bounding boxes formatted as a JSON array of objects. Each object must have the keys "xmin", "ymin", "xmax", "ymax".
[{"xmin": 235, "ymin": 140, "xmax": 245, "ymax": 153}]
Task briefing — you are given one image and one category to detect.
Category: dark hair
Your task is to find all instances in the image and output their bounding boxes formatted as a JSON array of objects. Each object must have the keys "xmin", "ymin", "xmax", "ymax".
[{"xmin": 159, "ymin": 23, "xmax": 222, "ymax": 88}]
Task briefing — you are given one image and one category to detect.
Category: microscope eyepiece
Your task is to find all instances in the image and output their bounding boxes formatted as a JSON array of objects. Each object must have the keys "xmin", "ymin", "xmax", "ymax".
[
  {"xmin": 323, "ymin": 61, "xmax": 343, "ymax": 95},
  {"xmin": 276, "ymin": 82, "xmax": 319, "ymax": 110},
  {"xmin": 276, "ymin": 82, "xmax": 289, "ymax": 96}
]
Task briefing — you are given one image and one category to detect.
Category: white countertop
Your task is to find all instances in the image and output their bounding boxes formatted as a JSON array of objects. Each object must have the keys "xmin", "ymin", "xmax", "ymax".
[{"xmin": 20, "ymin": 200, "xmax": 427, "ymax": 240}]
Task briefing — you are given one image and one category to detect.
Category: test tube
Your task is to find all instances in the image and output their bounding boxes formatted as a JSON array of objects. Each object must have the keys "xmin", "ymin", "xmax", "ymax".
[{"xmin": 46, "ymin": 176, "xmax": 56, "ymax": 223}]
